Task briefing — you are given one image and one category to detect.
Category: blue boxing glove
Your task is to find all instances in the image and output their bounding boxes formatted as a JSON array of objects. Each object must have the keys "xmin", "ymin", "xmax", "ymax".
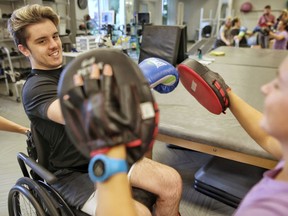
[{"xmin": 139, "ymin": 57, "xmax": 179, "ymax": 93}]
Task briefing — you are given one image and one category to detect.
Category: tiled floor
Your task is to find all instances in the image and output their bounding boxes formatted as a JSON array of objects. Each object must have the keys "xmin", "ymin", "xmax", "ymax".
[{"xmin": 0, "ymin": 81, "xmax": 235, "ymax": 216}]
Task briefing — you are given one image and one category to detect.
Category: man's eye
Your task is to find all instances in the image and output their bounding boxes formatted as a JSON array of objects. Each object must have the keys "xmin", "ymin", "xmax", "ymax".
[{"xmin": 53, "ymin": 35, "xmax": 60, "ymax": 39}]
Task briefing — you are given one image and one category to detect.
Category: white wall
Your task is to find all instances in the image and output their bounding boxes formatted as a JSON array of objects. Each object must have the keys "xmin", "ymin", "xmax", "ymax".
[
  {"xmin": 167, "ymin": 0, "xmax": 177, "ymax": 25},
  {"xmin": 164, "ymin": 0, "xmax": 286, "ymax": 41},
  {"xmin": 20, "ymin": 0, "xmax": 285, "ymax": 42},
  {"xmin": 136, "ymin": 0, "xmax": 162, "ymax": 25},
  {"xmin": 182, "ymin": 0, "xmax": 218, "ymax": 41}
]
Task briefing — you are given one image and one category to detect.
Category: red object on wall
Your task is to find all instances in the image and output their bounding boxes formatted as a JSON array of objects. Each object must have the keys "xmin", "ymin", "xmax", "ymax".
[{"xmin": 240, "ymin": 2, "xmax": 253, "ymax": 13}]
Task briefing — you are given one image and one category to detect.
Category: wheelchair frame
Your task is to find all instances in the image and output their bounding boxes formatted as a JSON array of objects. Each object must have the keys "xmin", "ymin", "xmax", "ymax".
[
  {"xmin": 8, "ymin": 152, "xmax": 88, "ymax": 216},
  {"xmin": 8, "ymin": 129, "xmax": 156, "ymax": 215}
]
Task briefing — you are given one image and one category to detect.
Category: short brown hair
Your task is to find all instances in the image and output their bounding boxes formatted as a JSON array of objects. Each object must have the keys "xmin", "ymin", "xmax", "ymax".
[
  {"xmin": 7, "ymin": 4, "xmax": 59, "ymax": 47},
  {"xmin": 264, "ymin": 5, "xmax": 271, "ymax": 10}
]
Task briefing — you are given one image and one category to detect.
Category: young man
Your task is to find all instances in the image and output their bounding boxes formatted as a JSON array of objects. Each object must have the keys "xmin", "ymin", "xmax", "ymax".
[
  {"xmin": 257, "ymin": 5, "xmax": 275, "ymax": 29},
  {"xmin": 0, "ymin": 115, "xmax": 29, "ymax": 134},
  {"xmin": 256, "ymin": 5, "xmax": 276, "ymax": 48},
  {"xmin": 8, "ymin": 4, "xmax": 182, "ymax": 216}
]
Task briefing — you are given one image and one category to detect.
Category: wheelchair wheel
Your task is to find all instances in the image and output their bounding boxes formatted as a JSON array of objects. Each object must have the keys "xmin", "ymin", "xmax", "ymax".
[
  {"xmin": 8, "ymin": 184, "xmax": 45, "ymax": 216},
  {"xmin": 15, "ymin": 177, "xmax": 60, "ymax": 216},
  {"xmin": 37, "ymin": 181, "xmax": 76, "ymax": 216}
]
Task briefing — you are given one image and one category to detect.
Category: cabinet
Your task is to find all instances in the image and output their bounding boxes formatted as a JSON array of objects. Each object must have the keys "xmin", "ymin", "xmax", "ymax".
[
  {"xmin": 0, "ymin": 0, "xmax": 26, "ymax": 40},
  {"xmin": 0, "ymin": 0, "xmax": 28, "ymax": 102},
  {"xmin": 0, "ymin": 47, "xmax": 28, "ymax": 102}
]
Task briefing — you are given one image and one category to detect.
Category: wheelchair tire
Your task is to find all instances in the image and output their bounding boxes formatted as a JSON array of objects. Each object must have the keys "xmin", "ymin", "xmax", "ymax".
[
  {"xmin": 15, "ymin": 177, "xmax": 60, "ymax": 216},
  {"xmin": 37, "ymin": 181, "xmax": 77, "ymax": 216},
  {"xmin": 8, "ymin": 184, "xmax": 46, "ymax": 216}
]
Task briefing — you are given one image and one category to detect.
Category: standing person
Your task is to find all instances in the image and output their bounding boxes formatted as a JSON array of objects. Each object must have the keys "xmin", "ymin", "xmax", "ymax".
[
  {"xmin": 256, "ymin": 5, "xmax": 276, "ymax": 48},
  {"xmin": 214, "ymin": 17, "xmax": 232, "ymax": 49},
  {"xmin": 269, "ymin": 20, "xmax": 288, "ymax": 50},
  {"xmin": 7, "ymin": 4, "xmax": 182, "ymax": 216},
  {"xmin": 0, "ymin": 115, "xmax": 29, "ymax": 134}
]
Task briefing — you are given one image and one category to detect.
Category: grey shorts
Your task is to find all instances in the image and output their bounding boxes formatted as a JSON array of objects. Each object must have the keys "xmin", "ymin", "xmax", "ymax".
[
  {"xmin": 52, "ymin": 168, "xmax": 157, "ymax": 212},
  {"xmin": 52, "ymin": 169, "xmax": 94, "ymax": 209}
]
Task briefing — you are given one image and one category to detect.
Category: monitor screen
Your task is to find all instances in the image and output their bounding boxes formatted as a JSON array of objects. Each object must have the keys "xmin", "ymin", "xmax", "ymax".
[
  {"xmin": 137, "ymin": 12, "xmax": 150, "ymax": 24},
  {"xmin": 101, "ymin": 10, "xmax": 115, "ymax": 25}
]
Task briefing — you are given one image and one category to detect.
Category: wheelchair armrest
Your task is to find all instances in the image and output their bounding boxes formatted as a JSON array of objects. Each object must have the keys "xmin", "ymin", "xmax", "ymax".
[{"xmin": 17, "ymin": 152, "xmax": 58, "ymax": 185}]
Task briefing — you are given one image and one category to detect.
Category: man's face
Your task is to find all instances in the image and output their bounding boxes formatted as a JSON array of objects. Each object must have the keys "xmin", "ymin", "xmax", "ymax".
[
  {"xmin": 260, "ymin": 57, "xmax": 288, "ymax": 143},
  {"xmin": 18, "ymin": 19, "xmax": 63, "ymax": 70},
  {"xmin": 264, "ymin": 8, "xmax": 270, "ymax": 15}
]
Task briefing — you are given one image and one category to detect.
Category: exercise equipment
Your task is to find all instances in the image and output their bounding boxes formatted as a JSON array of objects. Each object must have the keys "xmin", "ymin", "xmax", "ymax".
[
  {"xmin": 240, "ymin": 2, "xmax": 253, "ymax": 13},
  {"xmin": 139, "ymin": 57, "xmax": 179, "ymax": 93},
  {"xmin": 178, "ymin": 58, "xmax": 230, "ymax": 114},
  {"xmin": 58, "ymin": 48, "xmax": 159, "ymax": 165},
  {"xmin": 194, "ymin": 156, "xmax": 266, "ymax": 208}
]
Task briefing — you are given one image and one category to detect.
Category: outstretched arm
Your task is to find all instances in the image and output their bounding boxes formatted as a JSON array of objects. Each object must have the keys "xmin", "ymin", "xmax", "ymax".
[
  {"xmin": 96, "ymin": 145, "xmax": 137, "ymax": 216},
  {"xmin": 228, "ymin": 91, "xmax": 282, "ymax": 160},
  {"xmin": 177, "ymin": 59, "xmax": 282, "ymax": 160},
  {"xmin": 0, "ymin": 116, "xmax": 29, "ymax": 134},
  {"xmin": 269, "ymin": 31, "xmax": 285, "ymax": 41}
]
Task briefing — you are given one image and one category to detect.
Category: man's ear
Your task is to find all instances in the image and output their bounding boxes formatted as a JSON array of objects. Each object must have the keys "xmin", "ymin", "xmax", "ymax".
[{"xmin": 18, "ymin": 44, "xmax": 30, "ymax": 57}]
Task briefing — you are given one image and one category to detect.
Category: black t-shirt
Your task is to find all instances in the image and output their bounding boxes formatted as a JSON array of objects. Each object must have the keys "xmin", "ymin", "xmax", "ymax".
[{"xmin": 22, "ymin": 67, "xmax": 89, "ymax": 173}]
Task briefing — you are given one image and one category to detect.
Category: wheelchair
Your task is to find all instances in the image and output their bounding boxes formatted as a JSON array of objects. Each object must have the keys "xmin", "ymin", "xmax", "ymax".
[{"xmin": 8, "ymin": 125, "xmax": 156, "ymax": 216}]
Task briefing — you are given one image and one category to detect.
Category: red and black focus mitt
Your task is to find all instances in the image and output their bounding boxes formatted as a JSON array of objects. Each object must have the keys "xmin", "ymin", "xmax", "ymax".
[
  {"xmin": 58, "ymin": 49, "xmax": 159, "ymax": 165},
  {"xmin": 178, "ymin": 59, "xmax": 230, "ymax": 114}
]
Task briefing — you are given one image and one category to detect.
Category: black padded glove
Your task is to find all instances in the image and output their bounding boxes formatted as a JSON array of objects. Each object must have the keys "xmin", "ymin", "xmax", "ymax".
[{"xmin": 58, "ymin": 49, "xmax": 159, "ymax": 165}]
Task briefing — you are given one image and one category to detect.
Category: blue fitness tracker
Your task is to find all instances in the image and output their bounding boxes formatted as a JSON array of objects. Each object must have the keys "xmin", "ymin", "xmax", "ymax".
[{"xmin": 88, "ymin": 154, "xmax": 128, "ymax": 182}]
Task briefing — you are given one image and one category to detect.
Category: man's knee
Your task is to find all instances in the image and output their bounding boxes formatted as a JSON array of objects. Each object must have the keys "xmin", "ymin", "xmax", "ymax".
[
  {"xmin": 130, "ymin": 158, "xmax": 182, "ymax": 199},
  {"xmin": 146, "ymin": 162, "xmax": 182, "ymax": 199},
  {"xmin": 160, "ymin": 166, "xmax": 182, "ymax": 199}
]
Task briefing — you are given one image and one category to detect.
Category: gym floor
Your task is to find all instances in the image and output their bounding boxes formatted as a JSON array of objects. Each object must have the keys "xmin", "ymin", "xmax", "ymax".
[{"xmin": 0, "ymin": 78, "xmax": 235, "ymax": 215}]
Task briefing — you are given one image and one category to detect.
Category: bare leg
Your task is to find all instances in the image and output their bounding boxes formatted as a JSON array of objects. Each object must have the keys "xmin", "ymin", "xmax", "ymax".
[
  {"xmin": 130, "ymin": 157, "xmax": 182, "ymax": 216},
  {"xmin": 134, "ymin": 200, "xmax": 152, "ymax": 216}
]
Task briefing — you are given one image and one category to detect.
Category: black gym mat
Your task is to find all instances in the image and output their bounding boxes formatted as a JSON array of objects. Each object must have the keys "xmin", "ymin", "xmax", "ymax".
[{"xmin": 194, "ymin": 156, "xmax": 267, "ymax": 208}]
